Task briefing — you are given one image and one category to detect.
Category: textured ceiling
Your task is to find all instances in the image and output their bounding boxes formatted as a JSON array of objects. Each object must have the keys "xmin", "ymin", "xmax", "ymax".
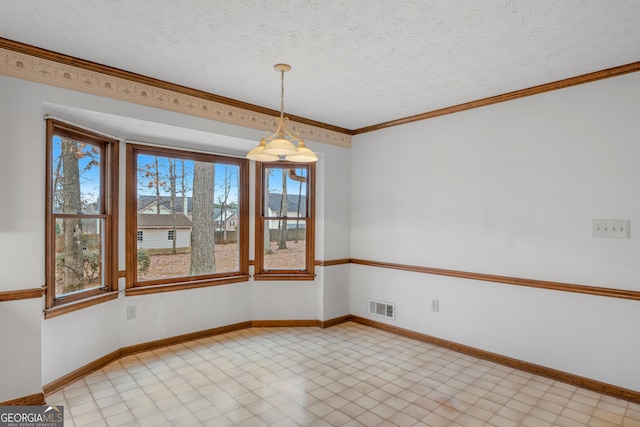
[{"xmin": 1, "ymin": 1, "xmax": 639, "ymax": 130}]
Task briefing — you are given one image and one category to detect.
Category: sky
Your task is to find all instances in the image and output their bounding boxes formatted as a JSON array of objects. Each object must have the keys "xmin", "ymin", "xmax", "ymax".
[
  {"xmin": 53, "ymin": 136, "xmax": 309, "ymax": 209},
  {"xmin": 137, "ymin": 153, "xmax": 240, "ymax": 204},
  {"xmin": 52, "ymin": 136, "xmax": 101, "ymax": 210}
]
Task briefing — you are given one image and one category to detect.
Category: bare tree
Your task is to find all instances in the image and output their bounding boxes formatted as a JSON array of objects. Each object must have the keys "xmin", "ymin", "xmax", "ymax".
[
  {"xmin": 217, "ymin": 165, "xmax": 235, "ymax": 243},
  {"xmin": 190, "ymin": 161, "xmax": 216, "ymax": 275},
  {"xmin": 166, "ymin": 159, "xmax": 177, "ymax": 254},
  {"xmin": 277, "ymin": 168, "xmax": 288, "ymax": 249},
  {"xmin": 180, "ymin": 159, "xmax": 190, "ymax": 217},
  {"xmin": 139, "ymin": 157, "xmax": 165, "ymax": 214},
  {"xmin": 60, "ymin": 138, "xmax": 85, "ymax": 292},
  {"xmin": 264, "ymin": 169, "xmax": 273, "ymax": 254}
]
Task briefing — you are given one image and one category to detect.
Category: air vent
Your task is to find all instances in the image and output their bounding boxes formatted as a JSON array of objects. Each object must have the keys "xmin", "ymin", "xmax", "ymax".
[{"xmin": 368, "ymin": 299, "xmax": 395, "ymax": 320}]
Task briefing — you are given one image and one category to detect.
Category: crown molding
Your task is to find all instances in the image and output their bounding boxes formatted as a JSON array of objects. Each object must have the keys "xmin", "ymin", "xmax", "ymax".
[
  {"xmin": 0, "ymin": 38, "xmax": 351, "ymax": 148},
  {"xmin": 2, "ymin": 37, "xmax": 638, "ymax": 142},
  {"xmin": 353, "ymin": 61, "xmax": 640, "ymax": 134}
]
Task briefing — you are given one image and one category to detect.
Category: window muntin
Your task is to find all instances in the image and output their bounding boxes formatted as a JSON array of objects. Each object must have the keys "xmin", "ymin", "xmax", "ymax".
[
  {"xmin": 127, "ymin": 144, "xmax": 248, "ymax": 288},
  {"xmin": 255, "ymin": 163, "xmax": 314, "ymax": 278},
  {"xmin": 46, "ymin": 120, "xmax": 118, "ymax": 308}
]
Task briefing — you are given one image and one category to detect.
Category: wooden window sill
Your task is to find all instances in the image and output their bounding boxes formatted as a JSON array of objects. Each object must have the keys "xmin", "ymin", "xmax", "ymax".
[
  {"xmin": 44, "ymin": 291, "xmax": 119, "ymax": 319},
  {"xmin": 126, "ymin": 275, "xmax": 250, "ymax": 296},
  {"xmin": 253, "ymin": 274, "xmax": 315, "ymax": 281}
]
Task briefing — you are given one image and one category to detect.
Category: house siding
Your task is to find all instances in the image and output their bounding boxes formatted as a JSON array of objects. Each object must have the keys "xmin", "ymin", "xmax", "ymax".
[{"xmin": 138, "ymin": 228, "xmax": 191, "ymax": 250}]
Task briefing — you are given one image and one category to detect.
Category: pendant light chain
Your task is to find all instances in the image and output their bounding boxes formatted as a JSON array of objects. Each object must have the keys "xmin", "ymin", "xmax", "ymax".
[
  {"xmin": 246, "ymin": 63, "xmax": 318, "ymax": 162},
  {"xmin": 280, "ymin": 68, "xmax": 286, "ymax": 122}
]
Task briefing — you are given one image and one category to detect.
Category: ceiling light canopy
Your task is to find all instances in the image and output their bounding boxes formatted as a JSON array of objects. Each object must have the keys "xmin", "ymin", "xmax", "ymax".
[{"xmin": 246, "ymin": 64, "xmax": 318, "ymax": 163}]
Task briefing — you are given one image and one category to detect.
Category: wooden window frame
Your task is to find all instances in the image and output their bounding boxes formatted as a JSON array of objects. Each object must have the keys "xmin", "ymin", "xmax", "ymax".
[
  {"xmin": 44, "ymin": 120, "xmax": 119, "ymax": 317},
  {"xmin": 126, "ymin": 144, "xmax": 249, "ymax": 295},
  {"xmin": 254, "ymin": 161, "xmax": 315, "ymax": 281}
]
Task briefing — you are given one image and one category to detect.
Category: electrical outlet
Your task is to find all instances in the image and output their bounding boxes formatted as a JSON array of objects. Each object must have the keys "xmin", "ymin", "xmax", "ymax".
[
  {"xmin": 127, "ymin": 305, "xmax": 137, "ymax": 320},
  {"xmin": 431, "ymin": 299, "xmax": 439, "ymax": 312}
]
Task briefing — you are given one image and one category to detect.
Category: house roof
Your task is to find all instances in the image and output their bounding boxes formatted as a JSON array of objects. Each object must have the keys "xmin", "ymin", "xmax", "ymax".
[
  {"xmin": 138, "ymin": 197, "xmax": 237, "ymax": 221},
  {"xmin": 138, "ymin": 196, "xmax": 192, "ymax": 214},
  {"xmin": 214, "ymin": 210, "xmax": 237, "ymax": 222},
  {"xmin": 266, "ymin": 193, "xmax": 307, "ymax": 216},
  {"xmin": 137, "ymin": 213, "xmax": 192, "ymax": 228}
]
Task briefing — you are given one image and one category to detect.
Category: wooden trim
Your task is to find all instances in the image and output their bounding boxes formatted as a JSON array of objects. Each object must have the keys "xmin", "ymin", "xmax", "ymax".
[
  {"xmin": 315, "ymin": 258, "xmax": 351, "ymax": 267},
  {"xmin": 118, "ymin": 270, "xmax": 126, "ymax": 278},
  {"xmin": 251, "ymin": 320, "xmax": 321, "ymax": 328},
  {"xmin": 44, "ymin": 120, "xmax": 120, "ymax": 310},
  {"xmin": 42, "ymin": 321, "xmax": 251, "ymax": 395},
  {"xmin": 126, "ymin": 143, "xmax": 250, "ymax": 292},
  {"xmin": 43, "ymin": 349, "xmax": 122, "ymax": 395},
  {"xmin": 107, "ymin": 139, "xmax": 120, "ymax": 297},
  {"xmin": 0, "ymin": 37, "xmax": 351, "ymax": 138},
  {"xmin": 125, "ymin": 275, "xmax": 250, "ymax": 296},
  {"xmin": 252, "ymin": 274, "xmax": 316, "ymax": 281},
  {"xmin": 3, "ymin": 38, "xmax": 637, "ymax": 142},
  {"xmin": 121, "ymin": 321, "xmax": 252, "ymax": 355},
  {"xmin": 125, "ymin": 144, "xmax": 137, "ymax": 291},
  {"xmin": 350, "ymin": 315, "xmax": 640, "ymax": 404},
  {"xmin": 353, "ymin": 61, "xmax": 640, "ymax": 134},
  {"xmin": 350, "ymin": 258, "xmax": 640, "ymax": 301},
  {"xmin": 254, "ymin": 162, "xmax": 316, "ymax": 279},
  {"xmin": 44, "ymin": 120, "xmax": 55, "ymax": 309},
  {"xmin": 39, "ymin": 316, "xmax": 640, "ymax": 405},
  {"xmin": 238, "ymin": 156, "xmax": 251, "ymax": 278},
  {"xmin": 0, "ymin": 288, "xmax": 43, "ymax": 302},
  {"xmin": 320, "ymin": 315, "xmax": 351, "ymax": 328},
  {"xmin": 41, "ymin": 319, "xmax": 297, "ymax": 397},
  {"xmin": 0, "ymin": 393, "xmax": 46, "ymax": 406},
  {"xmin": 44, "ymin": 292, "xmax": 119, "ymax": 319}
]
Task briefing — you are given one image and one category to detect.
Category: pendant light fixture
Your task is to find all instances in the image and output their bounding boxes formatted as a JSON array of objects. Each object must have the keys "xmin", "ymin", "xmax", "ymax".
[{"xmin": 246, "ymin": 64, "xmax": 318, "ymax": 163}]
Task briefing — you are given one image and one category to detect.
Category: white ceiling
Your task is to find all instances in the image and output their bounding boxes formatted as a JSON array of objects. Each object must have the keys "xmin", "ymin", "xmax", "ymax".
[{"xmin": 1, "ymin": 1, "xmax": 639, "ymax": 131}]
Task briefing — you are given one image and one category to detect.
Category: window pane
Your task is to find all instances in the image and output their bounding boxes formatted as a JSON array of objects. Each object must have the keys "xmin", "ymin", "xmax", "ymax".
[
  {"xmin": 263, "ymin": 167, "xmax": 307, "ymax": 218},
  {"xmin": 136, "ymin": 154, "xmax": 240, "ymax": 281},
  {"xmin": 263, "ymin": 219, "xmax": 307, "ymax": 270},
  {"xmin": 55, "ymin": 218, "xmax": 104, "ymax": 297},
  {"xmin": 52, "ymin": 136, "xmax": 101, "ymax": 214}
]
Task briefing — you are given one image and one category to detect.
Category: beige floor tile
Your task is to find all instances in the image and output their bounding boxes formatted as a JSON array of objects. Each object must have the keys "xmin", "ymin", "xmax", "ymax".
[
  {"xmin": 45, "ymin": 322, "xmax": 638, "ymax": 427},
  {"xmin": 104, "ymin": 410, "xmax": 135, "ymax": 427}
]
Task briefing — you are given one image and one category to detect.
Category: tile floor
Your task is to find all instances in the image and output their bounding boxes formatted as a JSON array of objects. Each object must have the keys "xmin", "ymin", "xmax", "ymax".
[{"xmin": 46, "ymin": 322, "xmax": 640, "ymax": 426}]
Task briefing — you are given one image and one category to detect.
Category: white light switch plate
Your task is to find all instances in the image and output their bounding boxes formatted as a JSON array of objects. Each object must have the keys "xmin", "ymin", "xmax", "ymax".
[{"xmin": 592, "ymin": 220, "xmax": 630, "ymax": 239}]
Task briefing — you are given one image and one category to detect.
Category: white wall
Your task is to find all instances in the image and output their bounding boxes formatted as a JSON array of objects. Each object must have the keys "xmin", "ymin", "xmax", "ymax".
[
  {"xmin": 316, "ymin": 144, "xmax": 351, "ymax": 321},
  {"xmin": 250, "ymin": 144, "xmax": 352, "ymax": 322},
  {"xmin": 350, "ymin": 72, "xmax": 640, "ymax": 392},
  {"xmin": 0, "ymin": 299, "xmax": 41, "ymax": 402},
  {"xmin": 0, "ymin": 74, "xmax": 351, "ymax": 400},
  {"xmin": 0, "ymin": 77, "xmax": 48, "ymax": 401}
]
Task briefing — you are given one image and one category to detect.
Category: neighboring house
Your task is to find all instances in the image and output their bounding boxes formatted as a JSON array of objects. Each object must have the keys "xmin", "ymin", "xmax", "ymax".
[
  {"xmin": 266, "ymin": 193, "xmax": 307, "ymax": 230},
  {"xmin": 214, "ymin": 209, "xmax": 238, "ymax": 232},
  {"xmin": 137, "ymin": 202, "xmax": 172, "ymax": 215},
  {"xmin": 137, "ymin": 205, "xmax": 238, "ymax": 247},
  {"xmin": 137, "ymin": 196, "xmax": 192, "ymax": 218},
  {"xmin": 137, "ymin": 213, "xmax": 192, "ymax": 249}
]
